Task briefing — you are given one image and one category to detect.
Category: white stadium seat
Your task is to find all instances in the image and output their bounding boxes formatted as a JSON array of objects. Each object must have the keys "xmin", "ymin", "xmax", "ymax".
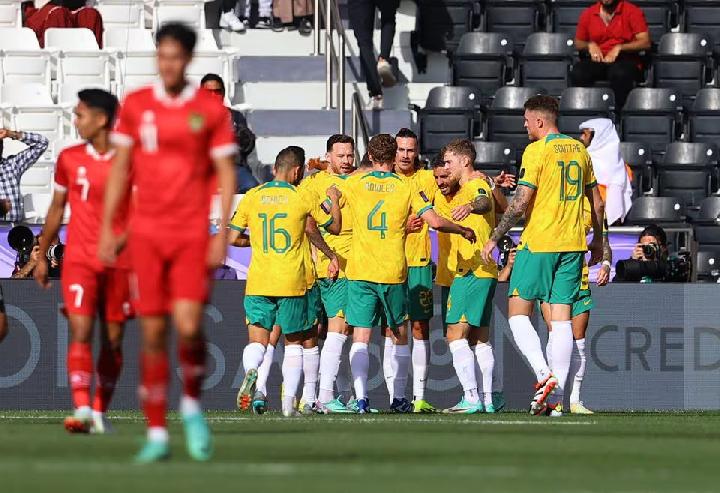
[
  {"xmin": 45, "ymin": 28, "xmax": 110, "ymax": 88},
  {"xmin": 0, "ymin": 28, "xmax": 51, "ymax": 88},
  {"xmin": 20, "ymin": 167, "xmax": 53, "ymax": 195},
  {"xmin": 188, "ymin": 29, "xmax": 233, "ymax": 99},
  {"xmin": 0, "ymin": 83, "xmax": 64, "ymax": 150},
  {"xmin": 104, "ymin": 27, "xmax": 155, "ymax": 51},
  {"xmin": 52, "ymin": 137, "xmax": 83, "ymax": 159},
  {"xmin": 0, "ymin": 0, "xmax": 21, "ymax": 28},
  {"xmin": 57, "ymin": 81, "xmax": 110, "ymax": 106},
  {"xmin": 96, "ymin": 0, "xmax": 145, "ymax": 29},
  {"xmin": 153, "ymin": 0, "xmax": 208, "ymax": 31},
  {"xmin": 22, "ymin": 193, "xmax": 52, "ymax": 223}
]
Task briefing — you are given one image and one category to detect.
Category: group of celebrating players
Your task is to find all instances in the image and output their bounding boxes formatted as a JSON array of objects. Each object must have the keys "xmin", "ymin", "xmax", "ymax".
[{"xmin": 29, "ymin": 21, "xmax": 611, "ymax": 464}]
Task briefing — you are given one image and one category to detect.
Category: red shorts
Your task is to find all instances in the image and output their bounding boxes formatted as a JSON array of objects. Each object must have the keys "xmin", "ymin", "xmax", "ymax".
[
  {"xmin": 129, "ymin": 232, "xmax": 211, "ymax": 316},
  {"xmin": 61, "ymin": 262, "xmax": 134, "ymax": 323}
]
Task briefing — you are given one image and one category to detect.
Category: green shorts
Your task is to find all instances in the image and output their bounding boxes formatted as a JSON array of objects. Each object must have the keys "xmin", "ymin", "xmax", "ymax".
[
  {"xmin": 407, "ymin": 265, "xmax": 434, "ymax": 321},
  {"xmin": 572, "ymin": 289, "xmax": 594, "ymax": 318},
  {"xmin": 508, "ymin": 249, "xmax": 583, "ymax": 305},
  {"xmin": 446, "ymin": 275, "xmax": 497, "ymax": 327},
  {"xmin": 317, "ymin": 277, "xmax": 347, "ymax": 319},
  {"xmin": 346, "ymin": 280, "xmax": 407, "ymax": 329},
  {"xmin": 244, "ymin": 294, "xmax": 308, "ymax": 335},
  {"xmin": 305, "ymin": 284, "xmax": 323, "ymax": 329}
]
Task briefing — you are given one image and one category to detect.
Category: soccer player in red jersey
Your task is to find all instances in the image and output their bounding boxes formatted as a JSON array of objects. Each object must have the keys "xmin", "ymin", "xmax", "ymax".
[
  {"xmin": 35, "ymin": 89, "xmax": 131, "ymax": 435},
  {"xmin": 99, "ymin": 23, "xmax": 237, "ymax": 463}
]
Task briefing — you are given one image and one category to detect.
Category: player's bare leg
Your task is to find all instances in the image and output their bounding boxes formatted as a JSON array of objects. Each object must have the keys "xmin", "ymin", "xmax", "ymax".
[
  {"xmin": 411, "ymin": 320, "xmax": 436, "ymax": 413},
  {"xmin": 282, "ymin": 332, "xmax": 306, "ymax": 417},
  {"xmin": 65, "ymin": 314, "xmax": 95, "ymax": 433},
  {"xmin": 444, "ymin": 322, "xmax": 483, "ymax": 414},
  {"xmin": 387, "ymin": 323, "xmax": 412, "ymax": 413},
  {"xmin": 317, "ymin": 316, "xmax": 352, "ymax": 412},
  {"xmin": 349, "ymin": 327, "xmax": 372, "ymax": 413},
  {"xmin": 91, "ymin": 320, "xmax": 124, "ymax": 433},
  {"xmin": 240, "ymin": 324, "xmax": 271, "ymax": 411},
  {"xmin": 253, "ymin": 325, "xmax": 280, "ymax": 414},
  {"xmin": 468, "ymin": 326, "xmax": 497, "ymax": 412},
  {"xmin": 300, "ymin": 326, "xmax": 320, "ymax": 413}
]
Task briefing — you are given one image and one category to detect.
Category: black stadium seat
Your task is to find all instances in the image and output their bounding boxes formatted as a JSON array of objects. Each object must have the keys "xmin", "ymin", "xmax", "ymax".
[
  {"xmin": 558, "ymin": 87, "xmax": 615, "ymax": 137},
  {"xmin": 625, "ymin": 196, "xmax": 685, "ymax": 225},
  {"xmin": 548, "ymin": 0, "xmax": 594, "ymax": 35},
  {"xmin": 485, "ymin": 86, "xmax": 545, "ymax": 161},
  {"xmin": 657, "ymin": 142, "xmax": 718, "ymax": 207},
  {"xmin": 695, "ymin": 250, "xmax": 720, "ymax": 282},
  {"xmin": 633, "ymin": 0, "xmax": 678, "ymax": 44},
  {"xmin": 519, "ymin": 32, "xmax": 575, "ymax": 96},
  {"xmin": 684, "ymin": 0, "xmax": 720, "ymax": 56},
  {"xmin": 652, "ymin": 33, "xmax": 711, "ymax": 106},
  {"xmin": 472, "ymin": 141, "xmax": 517, "ymax": 177},
  {"xmin": 413, "ymin": 0, "xmax": 479, "ymax": 53},
  {"xmin": 689, "ymin": 88, "xmax": 720, "ymax": 144},
  {"xmin": 483, "ymin": 0, "xmax": 545, "ymax": 51},
  {"xmin": 694, "ymin": 197, "xmax": 720, "ymax": 255},
  {"xmin": 417, "ymin": 86, "xmax": 480, "ymax": 156},
  {"xmin": 620, "ymin": 141, "xmax": 651, "ymax": 196},
  {"xmin": 697, "ymin": 196, "xmax": 720, "ymax": 223},
  {"xmin": 620, "ymin": 88, "xmax": 681, "ymax": 161},
  {"xmin": 452, "ymin": 32, "xmax": 513, "ymax": 103}
]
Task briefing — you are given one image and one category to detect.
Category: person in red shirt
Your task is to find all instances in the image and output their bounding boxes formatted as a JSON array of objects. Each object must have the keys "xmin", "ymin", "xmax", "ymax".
[
  {"xmin": 570, "ymin": 0, "xmax": 651, "ymax": 110},
  {"xmin": 35, "ymin": 89, "xmax": 131, "ymax": 435},
  {"xmin": 23, "ymin": 0, "xmax": 104, "ymax": 48},
  {"xmin": 99, "ymin": 22, "xmax": 237, "ymax": 463}
]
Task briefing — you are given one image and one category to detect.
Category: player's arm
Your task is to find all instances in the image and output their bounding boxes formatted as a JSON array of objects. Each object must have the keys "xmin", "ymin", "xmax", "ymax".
[
  {"xmin": 322, "ymin": 186, "xmax": 342, "ymax": 235},
  {"xmin": 306, "ymin": 217, "xmax": 340, "ymax": 280},
  {"xmin": 228, "ymin": 227, "xmax": 250, "ymax": 247},
  {"xmin": 490, "ymin": 186, "xmax": 508, "ymax": 214},
  {"xmin": 451, "ymin": 194, "xmax": 492, "ymax": 221},
  {"xmin": 481, "ymin": 184, "xmax": 535, "ymax": 263},
  {"xmin": 209, "ymin": 154, "xmax": 237, "ymax": 267},
  {"xmin": 34, "ymin": 189, "xmax": 67, "ymax": 288},
  {"xmin": 99, "ymin": 144, "xmax": 131, "ymax": 264},
  {"xmin": 420, "ymin": 209, "xmax": 476, "ymax": 242},
  {"xmin": 585, "ymin": 183, "xmax": 606, "ymax": 266}
]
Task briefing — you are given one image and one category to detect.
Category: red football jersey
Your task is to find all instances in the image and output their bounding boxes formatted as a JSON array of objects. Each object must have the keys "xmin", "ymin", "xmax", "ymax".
[
  {"xmin": 55, "ymin": 143, "xmax": 130, "ymax": 270},
  {"xmin": 111, "ymin": 83, "xmax": 237, "ymax": 238}
]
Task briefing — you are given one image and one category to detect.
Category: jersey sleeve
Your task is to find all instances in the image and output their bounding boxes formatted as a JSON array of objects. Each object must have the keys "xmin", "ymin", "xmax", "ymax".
[
  {"xmin": 585, "ymin": 154, "xmax": 598, "ymax": 189},
  {"xmin": 53, "ymin": 150, "xmax": 69, "ymax": 193},
  {"xmin": 518, "ymin": 145, "xmax": 541, "ymax": 190},
  {"xmin": 209, "ymin": 103, "xmax": 239, "ymax": 160},
  {"xmin": 229, "ymin": 190, "xmax": 251, "ymax": 231},
  {"xmin": 304, "ymin": 188, "xmax": 333, "ymax": 229},
  {"xmin": 410, "ymin": 182, "xmax": 434, "ymax": 217},
  {"xmin": 473, "ymin": 179, "xmax": 492, "ymax": 200},
  {"xmin": 111, "ymin": 95, "xmax": 137, "ymax": 148}
]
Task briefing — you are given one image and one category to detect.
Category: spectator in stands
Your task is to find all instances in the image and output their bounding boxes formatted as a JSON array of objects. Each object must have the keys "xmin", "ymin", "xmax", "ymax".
[
  {"xmin": 219, "ymin": 0, "xmax": 246, "ymax": 32},
  {"xmin": 630, "ymin": 225, "xmax": 668, "ymax": 262},
  {"xmin": 349, "ymin": 0, "xmax": 400, "ymax": 110},
  {"xmin": 274, "ymin": 0, "xmax": 313, "ymax": 34},
  {"xmin": 200, "ymin": 73, "xmax": 259, "ymax": 193},
  {"xmin": 22, "ymin": 0, "xmax": 104, "ymax": 48},
  {"xmin": 0, "ymin": 128, "xmax": 49, "ymax": 222},
  {"xmin": 570, "ymin": 0, "xmax": 651, "ymax": 111}
]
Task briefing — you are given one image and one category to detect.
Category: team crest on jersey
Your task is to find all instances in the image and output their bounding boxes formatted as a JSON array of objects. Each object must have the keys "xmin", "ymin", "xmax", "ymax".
[{"xmin": 188, "ymin": 113, "xmax": 205, "ymax": 132}]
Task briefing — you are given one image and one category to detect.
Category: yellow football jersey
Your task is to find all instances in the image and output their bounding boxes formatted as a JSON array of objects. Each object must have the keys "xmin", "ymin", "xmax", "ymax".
[
  {"xmin": 300, "ymin": 170, "xmax": 353, "ymax": 278},
  {"xmin": 344, "ymin": 171, "xmax": 433, "ymax": 284},
  {"xmin": 398, "ymin": 169, "xmax": 439, "ymax": 267},
  {"xmin": 230, "ymin": 180, "xmax": 332, "ymax": 297},
  {"xmin": 433, "ymin": 188, "xmax": 455, "ymax": 287},
  {"xmin": 518, "ymin": 134, "xmax": 597, "ymax": 253},
  {"xmin": 449, "ymin": 178, "xmax": 498, "ymax": 279}
]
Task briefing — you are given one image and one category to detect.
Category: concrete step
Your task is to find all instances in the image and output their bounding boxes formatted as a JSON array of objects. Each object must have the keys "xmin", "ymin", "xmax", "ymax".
[{"xmin": 247, "ymin": 108, "xmax": 411, "ymax": 137}]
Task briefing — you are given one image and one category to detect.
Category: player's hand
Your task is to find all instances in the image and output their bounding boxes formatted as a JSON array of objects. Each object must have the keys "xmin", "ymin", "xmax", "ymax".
[
  {"xmin": 597, "ymin": 264, "xmax": 611, "ymax": 286},
  {"xmin": 207, "ymin": 233, "xmax": 227, "ymax": 269},
  {"xmin": 406, "ymin": 215, "xmax": 423, "ymax": 233},
  {"xmin": 98, "ymin": 228, "xmax": 118, "ymax": 265},
  {"xmin": 588, "ymin": 42, "xmax": 603, "ymax": 62},
  {"xmin": 461, "ymin": 226, "xmax": 476, "ymax": 243},
  {"xmin": 631, "ymin": 243, "xmax": 645, "ymax": 260},
  {"xmin": 327, "ymin": 255, "xmax": 340, "ymax": 280},
  {"xmin": 451, "ymin": 204, "xmax": 473, "ymax": 222},
  {"xmin": 494, "ymin": 171, "xmax": 516, "ymax": 189},
  {"xmin": 588, "ymin": 238, "xmax": 603, "ymax": 266},
  {"xmin": 481, "ymin": 239, "xmax": 497, "ymax": 264},
  {"xmin": 0, "ymin": 129, "xmax": 9, "ymax": 140},
  {"xmin": 326, "ymin": 185, "xmax": 342, "ymax": 202},
  {"xmin": 603, "ymin": 44, "xmax": 621, "ymax": 63},
  {"xmin": 33, "ymin": 257, "xmax": 50, "ymax": 289}
]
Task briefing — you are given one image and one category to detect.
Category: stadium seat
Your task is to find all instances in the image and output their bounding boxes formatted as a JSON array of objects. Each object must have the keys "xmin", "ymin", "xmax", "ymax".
[
  {"xmin": 684, "ymin": 0, "xmax": 720, "ymax": 56},
  {"xmin": 620, "ymin": 88, "xmax": 681, "ymax": 161},
  {"xmin": 652, "ymin": 33, "xmax": 711, "ymax": 106},
  {"xmin": 451, "ymin": 32, "xmax": 513, "ymax": 103},
  {"xmin": 547, "ymin": 0, "xmax": 594, "ymax": 35},
  {"xmin": 57, "ymin": 82, "xmax": 109, "ymax": 106},
  {"xmin": 620, "ymin": 141, "xmax": 651, "ymax": 195},
  {"xmin": 633, "ymin": 0, "xmax": 678, "ymax": 44},
  {"xmin": 413, "ymin": 0, "xmax": 479, "ymax": 53},
  {"xmin": 695, "ymin": 249, "xmax": 720, "ymax": 282},
  {"xmin": 0, "ymin": 27, "xmax": 51, "ymax": 87},
  {"xmin": 0, "ymin": 83, "xmax": 64, "ymax": 149},
  {"xmin": 104, "ymin": 28, "xmax": 155, "ymax": 51},
  {"xmin": 697, "ymin": 196, "xmax": 720, "ymax": 223},
  {"xmin": 483, "ymin": 0, "xmax": 545, "ymax": 51},
  {"xmin": 20, "ymin": 167, "xmax": 53, "ymax": 195},
  {"xmin": 52, "ymin": 137, "xmax": 83, "ymax": 159},
  {"xmin": 0, "ymin": 0, "xmax": 21, "ymax": 28},
  {"xmin": 22, "ymin": 193, "xmax": 51, "ymax": 223},
  {"xmin": 656, "ymin": 142, "xmax": 718, "ymax": 207},
  {"xmin": 416, "ymin": 86, "xmax": 481, "ymax": 156},
  {"xmin": 519, "ymin": 33, "xmax": 575, "ymax": 96},
  {"xmin": 188, "ymin": 30, "xmax": 232, "ymax": 99},
  {"xmin": 472, "ymin": 140, "xmax": 517, "ymax": 177},
  {"xmin": 45, "ymin": 28, "xmax": 110, "ymax": 88},
  {"xmin": 689, "ymin": 88, "xmax": 720, "ymax": 145},
  {"xmin": 96, "ymin": 0, "xmax": 145, "ymax": 29},
  {"xmin": 485, "ymin": 86, "xmax": 545, "ymax": 160},
  {"xmin": 693, "ymin": 197, "xmax": 720, "ymax": 255},
  {"xmin": 153, "ymin": 0, "xmax": 207, "ymax": 31},
  {"xmin": 625, "ymin": 196, "xmax": 685, "ymax": 225},
  {"xmin": 558, "ymin": 87, "xmax": 615, "ymax": 137}
]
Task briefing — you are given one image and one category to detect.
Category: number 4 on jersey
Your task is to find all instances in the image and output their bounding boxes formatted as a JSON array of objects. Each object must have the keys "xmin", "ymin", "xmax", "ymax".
[{"xmin": 367, "ymin": 200, "xmax": 388, "ymax": 239}]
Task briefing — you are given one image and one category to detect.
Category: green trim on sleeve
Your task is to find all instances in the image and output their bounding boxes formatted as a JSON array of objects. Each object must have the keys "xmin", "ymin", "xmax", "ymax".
[
  {"xmin": 585, "ymin": 180, "xmax": 597, "ymax": 189},
  {"xmin": 320, "ymin": 217, "xmax": 334, "ymax": 229},
  {"xmin": 229, "ymin": 224, "xmax": 245, "ymax": 232},
  {"xmin": 517, "ymin": 181, "xmax": 537, "ymax": 190},
  {"xmin": 416, "ymin": 204, "xmax": 433, "ymax": 217}
]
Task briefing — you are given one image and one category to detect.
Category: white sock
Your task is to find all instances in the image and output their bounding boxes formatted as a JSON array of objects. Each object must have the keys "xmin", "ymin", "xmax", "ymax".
[
  {"xmin": 75, "ymin": 405, "xmax": 92, "ymax": 419},
  {"xmin": 549, "ymin": 320, "xmax": 573, "ymax": 402},
  {"xmin": 393, "ymin": 344, "xmax": 410, "ymax": 401},
  {"xmin": 449, "ymin": 339, "xmax": 479, "ymax": 404},
  {"xmin": 255, "ymin": 344, "xmax": 274, "ymax": 395},
  {"xmin": 382, "ymin": 337, "xmax": 395, "ymax": 401},
  {"xmin": 546, "ymin": 331, "xmax": 553, "ymax": 368},
  {"xmin": 243, "ymin": 342, "xmax": 266, "ymax": 373},
  {"xmin": 508, "ymin": 315, "xmax": 551, "ymax": 381},
  {"xmin": 147, "ymin": 426, "xmax": 169, "ymax": 443},
  {"xmin": 336, "ymin": 353, "xmax": 353, "ymax": 399},
  {"xmin": 318, "ymin": 332, "xmax": 347, "ymax": 403},
  {"xmin": 475, "ymin": 342, "xmax": 495, "ymax": 407},
  {"xmin": 301, "ymin": 346, "xmax": 320, "ymax": 404},
  {"xmin": 412, "ymin": 338, "xmax": 429, "ymax": 400},
  {"xmin": 470, "ymin": 345, "xmax": 483, "ymax": 394},
  {"xmin": 569, "ymin": 338, "xmax": 586, "ymax": 404},
  {"xmin": 180, "ymin": 395, "xmax": 201, "ymax": 417},
  {"xmin": 281, "ymin": 345, "xmax": 303, "ymax": 413},
  {"xmin": 349, "ymin": 342, "xmax": 369, "ymax": 400}
]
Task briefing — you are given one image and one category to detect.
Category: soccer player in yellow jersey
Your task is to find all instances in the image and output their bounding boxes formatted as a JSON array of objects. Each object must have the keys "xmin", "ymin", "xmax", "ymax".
[
  {"xmin": 391, "ymin": 128, "xmax": 438, "ymax": 413},
  {"xmin": 343, "ymin": 134, "xmax": 476, "ymax": 413},
  {"xmin": 431, "ymin": 162, "xmax": 457, "ymax": 326},
  {"xmin": 481, "ymin": 95, "xmax": 605, "ymax": 416},
  {"xmin": 230, "ymin": 147, "xmax": 342, "ymax": 417}
]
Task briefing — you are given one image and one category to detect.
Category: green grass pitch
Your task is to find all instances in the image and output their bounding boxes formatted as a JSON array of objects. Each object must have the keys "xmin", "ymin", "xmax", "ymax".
[{"xmin": 1, "ymin": 411, "xmax": 719, "ymax": 492}]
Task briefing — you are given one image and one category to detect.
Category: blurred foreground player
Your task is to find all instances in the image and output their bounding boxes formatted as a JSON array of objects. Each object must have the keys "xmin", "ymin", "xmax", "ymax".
[
  {"xmin": 100, "ymin": 23, "xmax": 237, "ymax": 462},
  {"xmin": 35, "ymin": 89, "xmax": 129, "ymax": 435}
]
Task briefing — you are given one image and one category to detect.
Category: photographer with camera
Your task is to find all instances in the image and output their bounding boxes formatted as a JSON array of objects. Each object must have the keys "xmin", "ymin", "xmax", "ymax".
[
  {"xmin": 615, "ymin": 224, "xmax": 690, "ymax": 283},
  {"xmin": 10, "ymin": 229, "xmax": 62, "ymax": 279}
]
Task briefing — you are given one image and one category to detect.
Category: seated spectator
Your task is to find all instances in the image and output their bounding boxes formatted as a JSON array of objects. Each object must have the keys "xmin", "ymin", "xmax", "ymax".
[
  {"xmin": 0, "ymin": 128, "xmax": 49, "ymax": 222},
  {"xmin": 274, "ymin": 0, "xmax": 313, "ymax": 33},
  {"xmin": 219, "ymin": 0, "xmax": 246, "ymax": 32},
  {"xmin": 22, "ymin": 0, "xmax": 103, "ymax": 48},
  {"xmin": 200, "ymin": 73, "xmax": 259, "ymax": 193},
  {"xmin": 570, "ymin": 0, "xmax": 651, "ymax": 111}
]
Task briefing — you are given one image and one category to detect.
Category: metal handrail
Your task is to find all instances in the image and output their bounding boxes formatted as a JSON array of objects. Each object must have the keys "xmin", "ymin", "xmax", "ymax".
[{"xmin": 351, "ymin": 92, "xmax": 370, "ymax": 161}]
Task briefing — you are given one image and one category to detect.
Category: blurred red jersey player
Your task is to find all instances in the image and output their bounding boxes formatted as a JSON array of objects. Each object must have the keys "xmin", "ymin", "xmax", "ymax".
[
  {"xmin": 35, "ymin": 88, "xmax": 132, "ymax": 435},
  {"xmin": 99, "ymin": 23, "xmax": 237, "ymax": 463}
]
